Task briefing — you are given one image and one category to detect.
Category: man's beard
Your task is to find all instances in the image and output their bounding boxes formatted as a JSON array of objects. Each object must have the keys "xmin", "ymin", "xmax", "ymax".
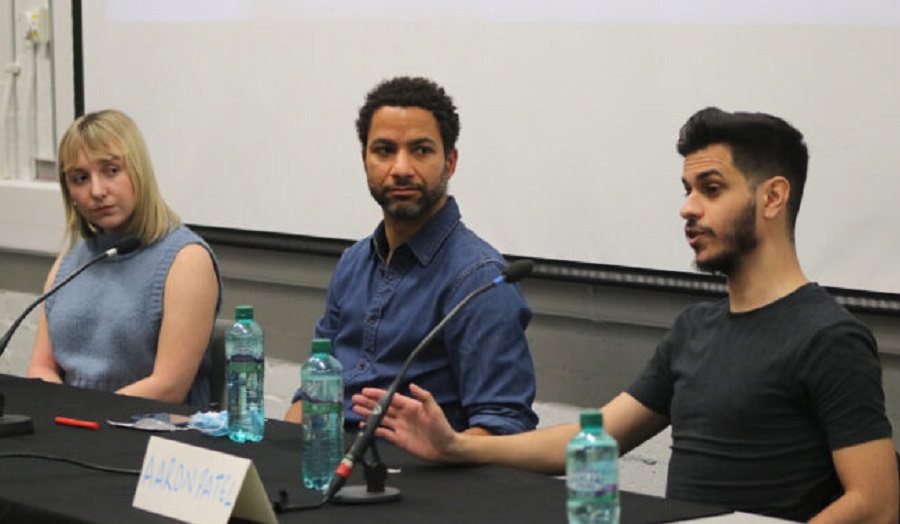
[
  {"xmin": 694, "ymin": 198, "xmax": 758, "ymax": 276},
  {"xmin": 369, "ymin": 169, "xmax": 449, "ymax": 220}
]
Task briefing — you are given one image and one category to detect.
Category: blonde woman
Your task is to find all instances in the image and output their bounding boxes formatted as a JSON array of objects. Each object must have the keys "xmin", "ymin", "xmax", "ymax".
[{"xmin": 27, "ymin": 110, "xmax": 221, "ymax": 407}]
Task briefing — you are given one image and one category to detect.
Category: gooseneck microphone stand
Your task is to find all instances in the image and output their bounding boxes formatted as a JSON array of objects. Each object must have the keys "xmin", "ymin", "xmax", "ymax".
[
  {"xmin": 273, "ymin": 259, "xmax": 534, "ymax": 513},
  {"xmin": 0, "ymin": 237, "xmax": 141, "ymax": 437},
  {"xmin": 328, "ymin": 260, "xmax": 533, "ymax": 503}
]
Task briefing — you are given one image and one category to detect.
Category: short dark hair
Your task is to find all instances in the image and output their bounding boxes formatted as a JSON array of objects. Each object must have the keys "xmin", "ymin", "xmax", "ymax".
[
  {"xmin": 677, "ymin": 107, "xmax": 809, "ymax": 233},
  {"xmin": 355, "ymin": 76, "xmax": 460, "ymax": 156}
]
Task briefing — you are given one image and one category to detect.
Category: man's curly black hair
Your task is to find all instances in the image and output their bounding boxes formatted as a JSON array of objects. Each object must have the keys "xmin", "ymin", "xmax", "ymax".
[{"xmin": 356, "ymin": 76, "xmax": 460, "ymax": 156}]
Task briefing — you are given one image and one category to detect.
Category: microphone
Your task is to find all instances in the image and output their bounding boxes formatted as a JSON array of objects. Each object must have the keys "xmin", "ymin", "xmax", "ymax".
[
  {"xmin": 324, "ymin": 259, "xmax": 534, "ymax": 502},
  {"xmin": 0, "ymin": 236, "xmax": 140, "ymax": 358},
  {"xmin": 0, "ymin": 236, "xmax": 140, "ymax": 437}
]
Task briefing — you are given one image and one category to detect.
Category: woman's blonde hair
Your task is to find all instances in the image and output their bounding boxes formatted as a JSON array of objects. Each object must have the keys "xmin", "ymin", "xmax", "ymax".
[{"xmin": 58, "ymin": 110, "xmax": 179, "ymax": 248}]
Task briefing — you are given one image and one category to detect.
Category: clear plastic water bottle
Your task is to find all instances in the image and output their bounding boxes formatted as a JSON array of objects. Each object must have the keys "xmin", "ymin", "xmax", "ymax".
[
  {"xmin": 300, "ymin": 338, "xmax": 344, "ymax": 491},
  {"xmin": 226, "ymin": 305, "xmax": 265, "ymax": 443},
  {"xmin": 567, "ymin": 411, "xmax": 619, "ymax": 524}
]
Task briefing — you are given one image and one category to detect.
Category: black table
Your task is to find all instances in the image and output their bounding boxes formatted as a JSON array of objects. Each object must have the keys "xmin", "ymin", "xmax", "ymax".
[{"xmin": 0, "ymin": 375, "xmax": 729, "ymax": 523}]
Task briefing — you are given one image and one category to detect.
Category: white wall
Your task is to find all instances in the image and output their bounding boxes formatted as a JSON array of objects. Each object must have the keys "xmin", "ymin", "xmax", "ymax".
[
  {"xmin": 75, "ymin": 0, "xmax": 900, "ymax": 294},
  {"xmin": 0, "ymin": 179, "xmax": 65, "ymax": 254},
  {"xmin": 0, "ymin": 0, "xmax": 58, "ymax": 181},
  {"xmin": 0, "ymin": 0, "xmax": 70, "ymax": 255},
  {"xmin": 5, "ymin": 1, "xmax": 900, "ymax": 295}
]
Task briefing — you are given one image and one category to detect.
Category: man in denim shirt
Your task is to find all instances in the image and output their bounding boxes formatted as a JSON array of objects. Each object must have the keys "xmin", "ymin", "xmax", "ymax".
[{"xmin": 285, "ymin": 77, "xmax": 538, "ymax": 435}]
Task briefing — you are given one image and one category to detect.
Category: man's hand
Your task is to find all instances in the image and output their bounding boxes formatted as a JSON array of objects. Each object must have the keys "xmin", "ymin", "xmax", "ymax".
[{"xmin": 352, "ymin": 383, "xmax": 463, "ymax": 463}]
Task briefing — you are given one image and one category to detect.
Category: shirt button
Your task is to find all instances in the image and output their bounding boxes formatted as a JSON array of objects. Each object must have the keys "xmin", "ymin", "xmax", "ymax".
[{"xmin": 357, "ymin": 362, "xmax": 367, "ymax": 371}]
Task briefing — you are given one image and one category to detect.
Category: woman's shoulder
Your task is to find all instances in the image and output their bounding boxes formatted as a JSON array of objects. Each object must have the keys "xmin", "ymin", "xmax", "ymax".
[{"xmin": 164, "ymin": 224, "xmax": 203, "ymax": 244}]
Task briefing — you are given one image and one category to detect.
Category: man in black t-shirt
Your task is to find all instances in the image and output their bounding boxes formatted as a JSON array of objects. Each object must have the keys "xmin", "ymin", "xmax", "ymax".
[
  {"xmin": 627, "ymin": 283, "xmax": 888, "ymax": 519},
  {"xmin": 352, "ymin": 107, "xmax": 899, "ymax": 522}
]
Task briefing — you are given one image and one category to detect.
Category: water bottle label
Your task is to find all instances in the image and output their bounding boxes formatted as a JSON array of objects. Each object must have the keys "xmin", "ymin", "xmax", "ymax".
[
  {"xmin": 298, "ymin": 374, "xmax": 342, "ymax": 402},
  {"xmin": 228, "ymin": 352, "xmax": 252, "ymax": 359},
  {"xmin": 568, "ymin": 472, "xmax": 618, "ymax": 495},
  {"xmin": 302, "ymin": 401, "xmax": 342, "ymax": 415}
]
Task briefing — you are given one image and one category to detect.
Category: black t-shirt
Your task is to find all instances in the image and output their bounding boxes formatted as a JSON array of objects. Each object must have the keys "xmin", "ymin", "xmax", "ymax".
[{"xmin": 627, "ymin": 283, "xmax": 892, "ymax": 521}]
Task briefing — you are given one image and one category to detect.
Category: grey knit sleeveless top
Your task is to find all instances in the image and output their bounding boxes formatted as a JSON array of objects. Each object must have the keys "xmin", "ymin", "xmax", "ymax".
[{"xmin": 44, "ymin": 225, "xmax": 221, "ymax": 407}]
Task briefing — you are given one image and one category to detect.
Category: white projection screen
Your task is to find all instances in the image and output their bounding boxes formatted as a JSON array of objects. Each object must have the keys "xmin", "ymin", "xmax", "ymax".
[{"xmin": 79, "ymin": 0, "xmax": 900, "ymax": 294}]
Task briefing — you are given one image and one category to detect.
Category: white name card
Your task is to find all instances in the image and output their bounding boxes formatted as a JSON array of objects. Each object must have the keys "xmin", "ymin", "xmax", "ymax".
[{"xmin": 133, "ymin": 436, "xmax": 277, "ymax": 524}]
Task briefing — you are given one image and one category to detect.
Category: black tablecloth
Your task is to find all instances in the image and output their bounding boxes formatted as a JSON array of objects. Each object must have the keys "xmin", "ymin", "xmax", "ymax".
[{"xmin": 0, "ymin": 375, "xmax": 729, "ymax": 523}]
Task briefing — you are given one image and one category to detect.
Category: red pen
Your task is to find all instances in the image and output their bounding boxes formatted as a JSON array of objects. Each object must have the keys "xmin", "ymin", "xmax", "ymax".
[{"xmin": 55, "ymin": 417, "xmax": 100, "ymax": 430}]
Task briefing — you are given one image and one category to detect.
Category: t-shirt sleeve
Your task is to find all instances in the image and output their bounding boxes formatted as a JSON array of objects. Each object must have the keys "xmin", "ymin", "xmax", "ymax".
[
  {"xmin": 801, "ymin": 320, "xmax": 893, "ymax": 450},
  {"xmin": 626, "ymin": 328, "xmax": 677, "ymax": 417}
]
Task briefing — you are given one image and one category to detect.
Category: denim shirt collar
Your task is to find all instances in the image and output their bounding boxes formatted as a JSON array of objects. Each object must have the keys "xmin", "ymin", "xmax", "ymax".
[{"xmin": 370, "ymin": 196, "xmax": 461, "ymax": 267}]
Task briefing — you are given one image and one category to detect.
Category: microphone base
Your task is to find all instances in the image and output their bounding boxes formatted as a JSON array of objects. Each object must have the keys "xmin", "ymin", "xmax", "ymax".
[
  {"xmin": 331, "ymin": 485, "xmax": 401, "ymax": 505},
  {"xmin": 0, "ymin": 414, "xmax": 34, "ymax": 437}
]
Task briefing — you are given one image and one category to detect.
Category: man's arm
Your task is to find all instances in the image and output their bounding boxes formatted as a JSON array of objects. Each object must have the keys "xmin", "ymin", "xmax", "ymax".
[
  {"xmin": 284, "ymin": 256, "xmax": 345, "ymax": 424},
  {"xmin": 603, "ymin": 392, "xmax": 672, "ymax": 456},
  {"xmin": 353, "ymin": 385, "xmax": 669, "ymax": 475},
  {"xmin": 443, "ymin": 261, "xmax": 538, "ymax": 434},
  {"xmin": 803, "ymin": 323, "xmax": 898, "ymax": 523},
  {"xmin": 809, "ymin": 438, "xmax": 899, "ymax": 524},
  {"xmin": 285, "ymin": 401, "xmax": 302, "ymax": 423}
]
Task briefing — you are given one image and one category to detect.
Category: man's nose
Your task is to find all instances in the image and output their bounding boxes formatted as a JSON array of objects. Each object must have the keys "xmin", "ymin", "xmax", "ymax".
[
  {"xmin": 679, "ymin": 192, "xmax": 700, "ymax": 220},
  {"xmin": 389, "ymin": 150, "xmax": 414, "ymax": 177}
]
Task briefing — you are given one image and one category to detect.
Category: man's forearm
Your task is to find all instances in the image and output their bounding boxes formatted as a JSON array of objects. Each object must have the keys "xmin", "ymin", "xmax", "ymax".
[
  {"xmin": 809, "ymin": 492, "xmax": 899, "ymax": 524},
  {"xmin": 452, "ymin": 422, "xmax": 579, "ymax": 475}
]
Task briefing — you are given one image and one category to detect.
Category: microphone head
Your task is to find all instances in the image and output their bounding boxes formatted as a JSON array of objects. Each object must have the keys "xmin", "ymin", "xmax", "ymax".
[
  {"xmin": 114, "ymin": 236, "xmax": 141, "ymax": 255},
  {"xmin": 502, "ymin": 259, "xmax": 534, "ymax": 283}
]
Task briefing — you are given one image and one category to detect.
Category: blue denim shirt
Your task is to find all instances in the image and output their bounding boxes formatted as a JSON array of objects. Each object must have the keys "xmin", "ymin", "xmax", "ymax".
[{"xmin": 295, "ymin": 197, "xmax": 538, "ymax": 435}]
